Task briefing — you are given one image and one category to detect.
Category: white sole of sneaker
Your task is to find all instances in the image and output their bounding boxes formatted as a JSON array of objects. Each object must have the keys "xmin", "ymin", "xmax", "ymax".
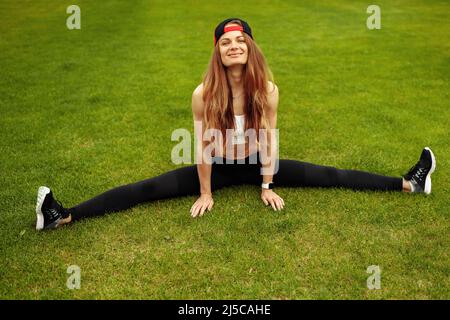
[
  {"xmin": 424, "ymin": 147, "xmax": 436, "ymax": 195},
  {"xmin": 35, "ymin": 186, "xmax": 50, "ymax": 230}
]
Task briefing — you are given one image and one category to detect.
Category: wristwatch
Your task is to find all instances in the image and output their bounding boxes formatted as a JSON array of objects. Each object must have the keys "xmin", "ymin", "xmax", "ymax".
[{"xmin": 261, "ymin": 182, "xmax": 274, "ymax": 190}]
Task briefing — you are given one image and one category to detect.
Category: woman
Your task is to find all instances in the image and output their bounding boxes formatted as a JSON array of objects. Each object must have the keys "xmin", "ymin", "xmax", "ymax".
[{"xmin": 35, "ymin": 18, "xmax": 436, "ymax": 230}]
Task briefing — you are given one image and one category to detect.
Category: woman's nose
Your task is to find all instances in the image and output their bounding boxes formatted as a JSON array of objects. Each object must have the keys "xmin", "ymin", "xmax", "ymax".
[{"xmin": 231, "ymin": 40, "xmax": 240, "ymax": 49}]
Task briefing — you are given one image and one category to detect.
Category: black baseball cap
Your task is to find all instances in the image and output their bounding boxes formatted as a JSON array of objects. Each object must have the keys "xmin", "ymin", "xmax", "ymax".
[{"xmin": 214, "ymin": 18, "xmax": 253, "ymax": 45}]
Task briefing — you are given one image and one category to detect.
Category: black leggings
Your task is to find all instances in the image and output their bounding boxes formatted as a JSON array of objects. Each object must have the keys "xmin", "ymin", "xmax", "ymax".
[{"xmin": 69, "ymin": 152, "xmax": 402, "ymax": 220}]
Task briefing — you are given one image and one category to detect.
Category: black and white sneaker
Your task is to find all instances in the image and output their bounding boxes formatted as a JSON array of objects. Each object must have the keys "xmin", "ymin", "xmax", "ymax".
[
  {"xmin": 403, "ymin": 147, "xmax": 436, "ymax": 194},
  {"xmin": 35, "ymin": 186, "xmax": 70, "ymax": 230}
]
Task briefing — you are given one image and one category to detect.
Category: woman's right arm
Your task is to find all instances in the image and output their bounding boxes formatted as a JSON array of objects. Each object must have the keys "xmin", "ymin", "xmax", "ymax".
[{"xmin": 190, "ymin": 84, "xmax": 214, "ymax": 217}]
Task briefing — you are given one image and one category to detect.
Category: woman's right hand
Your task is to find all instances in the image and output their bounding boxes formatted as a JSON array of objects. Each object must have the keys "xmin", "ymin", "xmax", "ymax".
[{"xmin": 190, "ymin": 193, "xmax": 214, "ymax": 218}]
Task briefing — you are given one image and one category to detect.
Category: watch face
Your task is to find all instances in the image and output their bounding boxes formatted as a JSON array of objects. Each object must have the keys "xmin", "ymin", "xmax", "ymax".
[{"xmin": 262, "ymin": 182, "xmax": 274, "ymax": 189}]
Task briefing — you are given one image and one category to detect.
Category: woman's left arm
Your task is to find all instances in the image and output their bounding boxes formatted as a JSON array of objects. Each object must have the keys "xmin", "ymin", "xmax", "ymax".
[{"xmin": 260, "ymin": 82, "xmax": 285, "ymax": 211}]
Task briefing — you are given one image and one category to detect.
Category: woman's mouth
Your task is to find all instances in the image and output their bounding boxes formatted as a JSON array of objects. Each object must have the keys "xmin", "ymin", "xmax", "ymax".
[{"xmin": 228, "ymin": 53, "xmax": 243, "ymax": 58}]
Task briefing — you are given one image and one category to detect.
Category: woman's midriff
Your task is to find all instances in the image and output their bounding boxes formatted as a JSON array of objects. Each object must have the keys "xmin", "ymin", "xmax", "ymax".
[{"xmin": 212, "ymin": 141, "xmax": 259, "ymax": 160}]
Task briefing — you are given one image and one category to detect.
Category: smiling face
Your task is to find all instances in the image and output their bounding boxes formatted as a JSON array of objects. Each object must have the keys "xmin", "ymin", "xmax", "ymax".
[{"xmin": 217, "ymin": 23, "xmax": 249, "ymax": 67}]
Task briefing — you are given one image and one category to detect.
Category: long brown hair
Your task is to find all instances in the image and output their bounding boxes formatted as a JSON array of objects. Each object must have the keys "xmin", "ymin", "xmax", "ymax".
[{"xmin": 201, "ymin": 20, "xmax": 275, "ymax": 154}]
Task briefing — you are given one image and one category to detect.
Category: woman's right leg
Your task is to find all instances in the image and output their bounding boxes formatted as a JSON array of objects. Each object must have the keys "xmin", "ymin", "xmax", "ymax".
[{"xmin": 69, "ymin": 163, "xmax": 238, "ymax": 221}]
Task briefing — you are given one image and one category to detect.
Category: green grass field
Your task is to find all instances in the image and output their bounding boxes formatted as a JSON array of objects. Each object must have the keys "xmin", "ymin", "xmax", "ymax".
[{"xmin": 0, "ymin": 0, "xmax": 449, "ymax": 299}]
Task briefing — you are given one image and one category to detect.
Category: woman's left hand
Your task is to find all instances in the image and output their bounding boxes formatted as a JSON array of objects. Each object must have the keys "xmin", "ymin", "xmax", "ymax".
[{"xmin": 261, "ymin": 189, "xmax": 284, "ymax": 211}]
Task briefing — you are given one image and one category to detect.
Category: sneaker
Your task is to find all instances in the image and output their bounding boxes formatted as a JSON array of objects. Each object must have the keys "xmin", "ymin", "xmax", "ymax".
[
  {"xmin": 35, "ymin": 186, "xmax": 69, "ymax": 230},
  {"xmin": 403, "ymin": 147, "xmax": 436, "ymax": 194}
]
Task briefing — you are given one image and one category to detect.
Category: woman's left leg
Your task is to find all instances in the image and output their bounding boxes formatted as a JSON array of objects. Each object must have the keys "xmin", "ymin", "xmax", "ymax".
[
  {"xmin": 242, "ymin": 158, "xmax": 403, "ymax": 191},
  {"xmin": 274, "ymin": 159, "xmax": 403, "ymax": 191}
]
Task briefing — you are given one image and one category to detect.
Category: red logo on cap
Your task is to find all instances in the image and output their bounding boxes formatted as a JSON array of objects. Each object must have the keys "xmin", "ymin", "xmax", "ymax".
[
  {"xmin": 224, "ymin": 25, "xmax": 244, "ymax": 33},
  {"xmin": 214, "ymin": 25, "xmax": 244, "ymax": 45}
]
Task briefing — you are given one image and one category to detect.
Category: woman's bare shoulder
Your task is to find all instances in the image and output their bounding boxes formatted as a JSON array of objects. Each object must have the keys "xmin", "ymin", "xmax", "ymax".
[
  {"xmin": 267, "ymin": 80, "xmax": 278, "ymax": 94},
  {"xmin": 193, "ymin": 83, "xmax": 204, "ymax": 98},
  {"xmin": 192, "ymin": 83, "xmax": 205, "ymax": 118},
  {"xmin": 266, "ymin": 81, "xmax": 279, "ymax": 112}
]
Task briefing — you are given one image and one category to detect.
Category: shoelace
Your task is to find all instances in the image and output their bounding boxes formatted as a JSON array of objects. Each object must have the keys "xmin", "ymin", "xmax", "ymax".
[
  {"xmin": 413, "ymin": 167, "xmax": 426, "ymax": 181},
  {"xmin": 406, "ymin": 162, "xmax": 427, "ymax": 183},
  {"xmin": 57, "ymin": 199, "xmax": 70, "ymax": 218},
  {"xmin": 45, "ymin": 199, "xmax": 66, "ymax": 219}
]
